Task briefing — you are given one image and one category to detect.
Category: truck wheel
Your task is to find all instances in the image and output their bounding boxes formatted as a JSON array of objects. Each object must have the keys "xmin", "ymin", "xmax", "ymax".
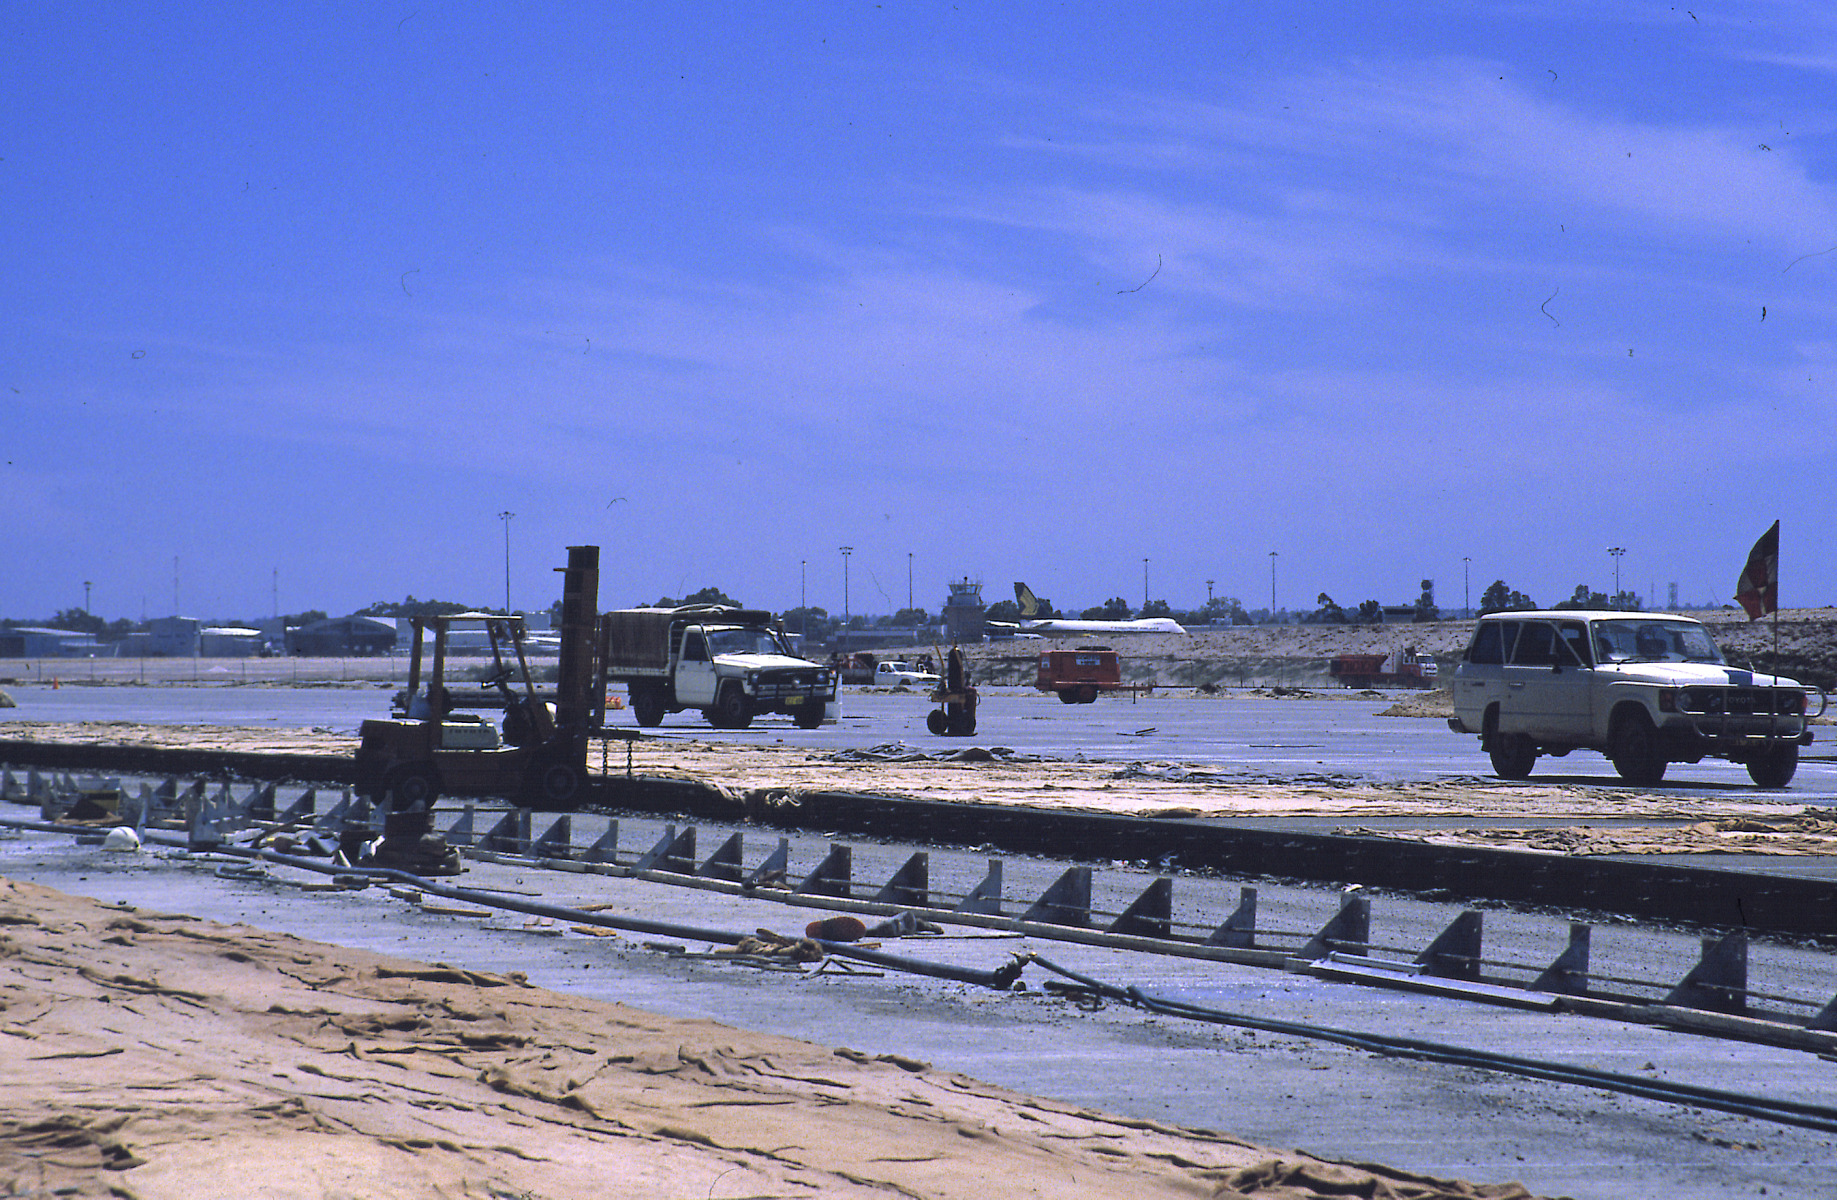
[
  {"xmin": 1057, "ymin": 689, "xmax": 1080, "ymax": 704},
  {"xmin": 1488, "ymin": 733, "xmax": 1537, "ymax": 780},
  {"xmin": 710, "ymin": 687, "xmax": 753, "ymax": 730},
  {"xmin": 926, "ymin": 709, "xmax": 948, "ymax": 735},
  {"xmin": 533, "ymin": 763, "xmax": 581, "ymax": 809},
  {"xmin": 1078, "ymin": 686, "xmax": 1099, "ymax": 704},
  {"xmin": 385, "ymin": 765, "xmax": 439, "ymax": 809},
  {"xmin": 1746, "ymin": 746, "xmax": 1799, "ymax": 789},
  {"xmin": 1609, "ymin": 712, "xmax": 1668, "ymax": 786},
  {"xmin": 631, "ymin": 688, "xmax": 667, "ymax": 728},
  {"xmin": 793, "ymin": 704, "xmax": 825, "ymax": 730}
]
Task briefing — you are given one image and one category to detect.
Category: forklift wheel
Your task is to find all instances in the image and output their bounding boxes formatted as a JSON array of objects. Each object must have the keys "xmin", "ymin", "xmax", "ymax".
[
  {"xmin": 385, "ymin": 765, "xmax": 439, "ymax": 809},
  {"xmin": 533, "ymin": 763, "xmax": 581, "ymax": 809},
  {"xmin": 926, "ymin": 709, "xmax": 948, "ymax": 736}
]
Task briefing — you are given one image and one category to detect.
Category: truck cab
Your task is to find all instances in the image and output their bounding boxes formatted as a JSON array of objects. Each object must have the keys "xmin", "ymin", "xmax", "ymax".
[{"xmin": 603, "ymin": 606, "xmax": 837, "ymax": 730}]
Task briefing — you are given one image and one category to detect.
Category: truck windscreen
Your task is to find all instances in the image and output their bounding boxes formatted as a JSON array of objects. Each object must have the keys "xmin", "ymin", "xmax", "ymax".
[{"xmin": 706, "ymin": 628, "xmax": 785, "ymax": 656}]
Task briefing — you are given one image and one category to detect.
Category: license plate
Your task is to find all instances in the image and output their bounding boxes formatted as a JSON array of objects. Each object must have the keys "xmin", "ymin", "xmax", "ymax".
[{"xmin": 785, "ymin": 695, "xmax": 803, "ymax": 705}]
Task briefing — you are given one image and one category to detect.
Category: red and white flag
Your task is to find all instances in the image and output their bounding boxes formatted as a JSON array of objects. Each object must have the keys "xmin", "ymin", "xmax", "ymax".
[{"xmin": 1734, "ymin": 520, "xmax": 1779, "ymax": 621}]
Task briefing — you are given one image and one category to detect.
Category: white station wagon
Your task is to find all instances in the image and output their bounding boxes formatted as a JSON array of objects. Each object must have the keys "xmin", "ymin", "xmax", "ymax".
[{"xmin": 1449, "ymin": 610, "xmax": 1822, "ymax": 787}]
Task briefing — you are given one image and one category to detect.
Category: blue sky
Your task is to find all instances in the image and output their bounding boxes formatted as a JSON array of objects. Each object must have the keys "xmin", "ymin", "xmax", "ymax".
[{"xmin": 5, "ymin": 2, "xmax": 1834, "ymax": 623}]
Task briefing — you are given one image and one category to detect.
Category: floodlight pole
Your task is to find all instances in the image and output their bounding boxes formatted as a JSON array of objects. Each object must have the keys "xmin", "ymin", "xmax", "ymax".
[
  {"xmin": 499, "ymin": 511, "xmax": 515, "ymax": 614},
  {"xmin": 839, "ymin": 546, "xmax": 853, "ymax": 650},
  {"xmin": 1607, "ymin": 546, "xmax": 1626, "ymax": 603}
]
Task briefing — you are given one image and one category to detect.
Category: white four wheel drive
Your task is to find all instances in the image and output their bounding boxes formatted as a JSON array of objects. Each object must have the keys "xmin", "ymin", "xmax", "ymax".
[
  {"xmin": 1449, "ymin": 610, "xmax": 1823, "ymax": 788},
  {"xmin": 874, "ymin": 660, "xmax": 943, "ymax": 687}
]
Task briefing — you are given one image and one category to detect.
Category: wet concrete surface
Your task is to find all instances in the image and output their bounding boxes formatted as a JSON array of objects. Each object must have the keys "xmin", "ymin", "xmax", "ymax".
[
  {"xmin": 7, "ymin": 683, "xmax": 1835, "ymax": 798},
  {"xmin": 4, "ymin": 812, "xmax": 1836, "ymax": 1199},
  {"xmin": 6, "ymin": 685, "xmax": 1837, "ymax": 1195}
]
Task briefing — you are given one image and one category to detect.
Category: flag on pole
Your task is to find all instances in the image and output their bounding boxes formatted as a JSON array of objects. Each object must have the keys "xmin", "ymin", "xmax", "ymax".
[{"xmin": 1734, "ymin": 520, "xmax": 1779, "ymax": 621}]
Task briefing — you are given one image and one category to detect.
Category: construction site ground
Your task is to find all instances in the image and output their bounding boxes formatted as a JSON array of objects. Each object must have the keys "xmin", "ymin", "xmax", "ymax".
[{"xmin": 6, "ymin": 668, "xmax": 1837, "ymax": 1197}]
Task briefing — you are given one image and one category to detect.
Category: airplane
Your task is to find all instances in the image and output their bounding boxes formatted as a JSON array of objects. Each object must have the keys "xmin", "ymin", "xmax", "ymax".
[{"xmin": 1011, "ymin": 582, "xmax": 1187, "ymax": 637}]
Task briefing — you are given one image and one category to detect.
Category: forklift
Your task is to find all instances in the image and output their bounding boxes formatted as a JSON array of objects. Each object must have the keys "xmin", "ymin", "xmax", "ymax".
[{"xmin": 353, "ymin": 546, "xmax": 602, "ymax": 824}]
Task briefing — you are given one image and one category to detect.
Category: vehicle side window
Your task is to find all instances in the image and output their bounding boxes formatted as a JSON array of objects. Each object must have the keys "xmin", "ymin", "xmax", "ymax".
[
  {"xmin": 1510, "ymin": 622, "xmax": 1558, "ymax": 666},
  {"xmin": 681, "ymin": 629, "xmax": 708, "ymax": 662},
  {"xmin": 1467, "ymin": 622, "xmax": 1505, "ymax": 665}
]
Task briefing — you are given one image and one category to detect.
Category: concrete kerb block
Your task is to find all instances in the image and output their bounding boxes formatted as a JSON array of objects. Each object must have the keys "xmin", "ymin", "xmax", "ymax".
[
  {"xmin": 796, "ymin": 843, "xmax": 853, "ymax": 898},
  {"xmin": 244, "ymin": 780, "xmax": 278, "ymax": 823},
  {"xmin": 1208, "ymin": 886, "xmax": 1259, "ymax": 949},
  {"xmin": 480, "ymin": 808, "xmax": 532, "ymax": 855},
  {"xmin": 1809, "ymin": 989, "xmax": 1837, "ymax": 1031},
  {"xmin": 633, "ymin": 825, "xmax": 695, "ymax": 873},
  {"xmin": 1416, "ymin": 910, "xmax": 1484, "ymax": 981},
  {"xmin": 1300, "ymin": 889, "xmax": 1371, "ymax": 960},
  {"xmin": 277, "ymin": 787, "xmax": 317, "ymax": 825},
  {"xmin": 533, "ymin": 815, "xmax": 573, "ymax": 859},
  {"xmin": 956, "ymin": 858, "xmax": 1003, "ymax": 915},
  {"xmin": 698, "ymin": 832, "xmax": 745, "ymax": 881},
  {"xmin": 1022, "ymin": 866, "xmax": 1093, "ymax": 929},
  {"xmin": 742, "ymin": 837, "xmax": 791, "ymax": 890},
  {"xmin": 873, "ymin": 852, "xmax": 929, "ymax": 907},
  {"xmin": 1666, "ymin": 930, "xmax": 1749, "ymax": 1015},
  {"xmin": 584, "ymin": 819, "xmax": 619, "ymax": 864},
  {"xmin": 1532, "ymin": 923, "xmax": 1591, "ymax": 994},
  {"xmin": 445, "ymin": 805, "xmax": 478, "ymax": 848},
  {"xmin": 314, "ymin": 788, "xmax": 354, "ymax": 836},
  {"xmin": 1109, "ymin": 876, "xmax": 1173, "ymax": 939}
]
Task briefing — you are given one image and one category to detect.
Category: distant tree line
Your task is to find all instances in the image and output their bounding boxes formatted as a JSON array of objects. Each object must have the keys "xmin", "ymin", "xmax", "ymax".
[{"xmin": 1477, "ymin": 580, "xmax": 1643, "ymax": 614}]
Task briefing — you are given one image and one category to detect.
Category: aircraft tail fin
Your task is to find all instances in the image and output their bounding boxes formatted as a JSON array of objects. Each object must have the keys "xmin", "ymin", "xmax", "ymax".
[{"xmin": 1014, "ymin": 582, "xmax": 1040, "ymax": 618}]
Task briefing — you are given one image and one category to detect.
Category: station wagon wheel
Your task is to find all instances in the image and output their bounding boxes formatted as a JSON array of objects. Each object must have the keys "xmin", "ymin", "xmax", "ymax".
[
  {"xmin": 1488, "ymin": 732, "xmax": 1537, "ymax": 780},
  {"xmin": 1609, "ymin": 712, "xmax": 1668, "ymax": 786},
  {"xmin": 1746, "ymin": 745, "xmax": 1799, "ymax": 789}
]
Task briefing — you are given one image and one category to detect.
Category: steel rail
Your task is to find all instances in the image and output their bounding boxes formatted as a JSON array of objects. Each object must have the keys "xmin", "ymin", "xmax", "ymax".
[{"xmin": 1026, "ymin": 955, "xmax": 1837, "ymax": 1136}]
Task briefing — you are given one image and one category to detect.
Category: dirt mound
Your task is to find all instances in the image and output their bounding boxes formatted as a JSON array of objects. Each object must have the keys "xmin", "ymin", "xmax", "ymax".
[{"xmin": 0, "ymin": 877, "xmax": 1548, "ymax": 1200}]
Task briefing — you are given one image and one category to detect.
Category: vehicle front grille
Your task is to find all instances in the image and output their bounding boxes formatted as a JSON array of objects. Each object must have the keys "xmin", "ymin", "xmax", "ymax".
[
  {"xmin": 753, "ymin": 670, "xmax": 835, "ymax": 699},
  {"xmin": 1678, "ymin": 687, "xmax": 1802, "ymax": 716}
]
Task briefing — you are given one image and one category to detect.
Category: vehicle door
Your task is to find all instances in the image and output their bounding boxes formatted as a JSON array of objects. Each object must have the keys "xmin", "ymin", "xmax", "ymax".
[
  {"xmin": 1455, "ymin": 619, "xmax": 1514, "ymax": 731},
  {"xmin": 674, "ymin": 626, "xmax": 718, "ymax": 706},
  {"xmin": 1503, "ymin": 619, "xmax": 1593, "ymax": 742}
]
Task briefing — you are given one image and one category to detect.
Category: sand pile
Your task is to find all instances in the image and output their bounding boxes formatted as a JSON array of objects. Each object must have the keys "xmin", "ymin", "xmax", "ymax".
[{"xmin": 0, "ymin": 877, "xmax": 1544, "ymax": 1199}]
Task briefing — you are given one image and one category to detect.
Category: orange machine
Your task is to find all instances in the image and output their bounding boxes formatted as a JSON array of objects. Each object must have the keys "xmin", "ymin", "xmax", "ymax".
[{"xmin": 1034, "ymin": 646, "xmax": 1122, "ymax": 704}]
